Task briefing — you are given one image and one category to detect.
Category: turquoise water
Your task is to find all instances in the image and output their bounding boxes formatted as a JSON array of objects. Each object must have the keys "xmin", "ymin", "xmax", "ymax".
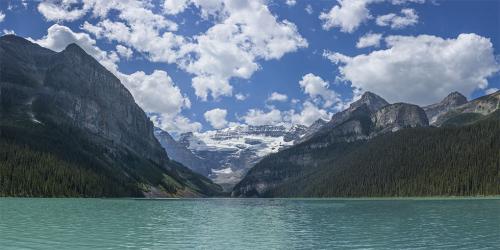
[{"xmin": 0, "ymin": 198, "xmax": 499, "ymax": 249}]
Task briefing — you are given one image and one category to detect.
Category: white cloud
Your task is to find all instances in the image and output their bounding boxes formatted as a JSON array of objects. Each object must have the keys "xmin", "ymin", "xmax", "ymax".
[
  {"xmin": 0, "ymin": 11, "xmax": 5, "ymax": 23},
  {"xmin": 117, "ymin": 70, "xmax": 200, "ymax": 133},
  {"xmin": 356, "ymin": 32, "xmax": 383, "ymax": 48},
  {"xmin": 119, "ymin": 70, "xmax": 191, "ymax": 119},
  {"xmin": 116, "ymin": 44, "xmax": 133, "ymax": 59},
  {"xmin": 325, "ymin": 33, "xmax": 500, "ymax": 105},
  {"xmin": 290, "ymin": 101, "xmax": 332, "ymax": 126},
  {"xmin": 163, "ymin": 0, "xmax": 189, "ymax": 15},
  {"xmin": 285, "ymin": 0, "xmax": 297, "ymax": 6},
  {"xmin": 235, "ymin": 93, "xmax": 249, "ymax": 101},
  {"xmin": 242, "ymin": 109, "xmax": 284, "ymax": 126},
  {"xmin": 319, "ymin": 0, "xmax": 378, "ymax": 33},
  {"xmin": 204, "ymin": 108, "xmax": 229, "ymax": 129},
  {"xmin": 319, "ymin": 0, "xmax": 424, "ymax": 33},
  {"xmin": 81, "ymin": 0, "xmax": 182, "ymax": 64},
  {"xmin": 376, "ymin": 8, "xmax": 418, "ymax": 29},
  {"xmin": 181, "ymin": 0, "xmax": 308, "ymax": 100},
  {"xmin": 37, "ymin": 0, "xmax": 88, "ymax": 21},
  {"xmin": 391, "ymin": 0, "xmax": 425, "ymax": 4},
  {"xmin": 2, "ymin": 29, "xmax": 15, "ymax": 35},
  {"xmin": 77, "ymin": 0, "xmax": 307, "ymax": 101},
  {"xmin": 299, "ymin": 73, "xmax": 341, "ymax": 108},
  {"xmin": 485, "ymin": 88, "xmax": 499, "ymax": 95},
  {"xmin": 31, "ymin": 24, "xmax": 118, "ymax": 72},
  {"xmin": 305, "ymin": 5, "xmax": 313, "ymax": 14},
  {"xmin": 151, "ymin": 114, "xmax": 202, "ymax": 134},
  {"xmin": 268, "ymin": 92, "xmax": 288, "ymax": 102}
]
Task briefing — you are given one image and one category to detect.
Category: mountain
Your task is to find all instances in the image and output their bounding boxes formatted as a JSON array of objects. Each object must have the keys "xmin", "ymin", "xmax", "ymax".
[
  {"xmin": 154, "ymin": 127, "xmax": 211, "ymax": 176},
  {"xmin": 371, "ymin": 103, "xmax": 428, "ymax": 134},
  {"xmin": 232, "ymin": 91, "xmax": 499, "ymax": 198},
  {"xmin": 173, "ymin": 124, "xmax": 308, "ymax": 190},
  {"xmin": 296, "ymin": 92, "xmax": 389, "ymax": 144},
  {"xmin": 424, "ymin": 91, "xmax": 468, "ymax": 124},
  {"xmin": 0, "ymin": 35, "xmax": 221, "ymax": 197},
  {"xmin": 432, "ymin": 90, "xmax": 500, "ymax": 126}
]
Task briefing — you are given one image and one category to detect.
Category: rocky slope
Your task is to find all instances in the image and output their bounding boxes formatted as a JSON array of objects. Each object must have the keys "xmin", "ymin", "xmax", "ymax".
[
  {"xmin": 372, "ymin": 103, "xmax": 428, "ymax": 134},
  {"xmin": 0, "ymin": 35, "xmax": 221, "ymax": 197},
  {"xmin": 154, "ymin": 127, "xmax": 211, "ymax": 176},
  {"xmin": 423, "ymin": 91, "xmax": 467, "ymax": 124},
  {"xmin": 432, "ymin": 90, "xmax": 500, "ymax": 126},
  {"xmin": 233, "ymin": 92, "xmax": 454, "ymax": 197},
  {"xmin": 233, "ymin": 110, "xmax": 499, "ymax": 197},
  {"xmin": 296, "ymin": 92, "xmax": 389, "ymax": 144}
]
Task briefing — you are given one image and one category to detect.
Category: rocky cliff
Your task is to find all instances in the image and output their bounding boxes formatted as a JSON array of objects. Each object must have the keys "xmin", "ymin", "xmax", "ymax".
[
  {"xmin": 432, "ymin": 90, "xmax": 500, "ymax": 126},
  {"xmin": 154, "ymin": 127, "xmax": 210, "ymax": 176},
  {"xmin": 0, "ymin": 35, "xmax": 221, "ymax": 197},
  {"xmin": 233, "ymin": 92, "xmax": 437, "ymax": 197},
  {"xmin": 372, "ymin": 103, "xmax": 429, "ymax": 134},
  {"xmin": 424, "ymin": 91, "xmax": 468, "ymax": 124}
]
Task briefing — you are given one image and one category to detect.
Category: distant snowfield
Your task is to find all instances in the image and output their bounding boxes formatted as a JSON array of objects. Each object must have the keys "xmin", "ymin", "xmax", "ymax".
[{"xmin": 182, "ymin": 125, "xmax": 305, "ymax": 188}]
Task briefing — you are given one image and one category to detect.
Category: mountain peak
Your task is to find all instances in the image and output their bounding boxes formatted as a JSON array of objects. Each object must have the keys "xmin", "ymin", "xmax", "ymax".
[
  {"xmin": 442, "ymin": 91, "xmax": 467, "ymax": 105},
  {"xmin": 63, "ymin": 43, "xmax": 87, "ymax": 55},
  {"xmin": 350, "ymin": 91, "xmax": 389, "ymax": 112},
  {"xmin": 0, "ymin": 34, "xmax": 29, "ymax": 43}
]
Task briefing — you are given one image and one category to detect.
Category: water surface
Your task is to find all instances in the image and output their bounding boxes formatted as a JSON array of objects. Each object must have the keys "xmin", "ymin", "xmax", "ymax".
[{"xmin": 1, "ymin": 198, "xmax": 499, "ymax": 249}]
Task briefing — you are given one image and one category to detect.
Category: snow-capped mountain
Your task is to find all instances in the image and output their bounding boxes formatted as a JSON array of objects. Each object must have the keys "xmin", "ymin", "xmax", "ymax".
[{"xmin": 173, "ymin": 124, "xmax": 307, "ymax": 190}]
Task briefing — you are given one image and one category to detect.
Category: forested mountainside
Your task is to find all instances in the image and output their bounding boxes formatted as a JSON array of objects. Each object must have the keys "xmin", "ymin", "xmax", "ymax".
[
  {"xmin": 233, "ymin": 91, "xmax": 500, "ymax": 198},
  {"xmin": 0, "ymin": 35, "xmax": 221, "ymax": 197}
]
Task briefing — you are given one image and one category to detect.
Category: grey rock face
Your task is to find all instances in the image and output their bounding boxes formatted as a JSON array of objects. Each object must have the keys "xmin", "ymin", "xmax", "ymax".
[
  {"xmin": 372, "ymin": 103, "xmax": 429, "ymax": 133},
  {"xmin": 297, "ymin": 92, "xmax": 389, "ymax": 144},
  {"xmin": 0, "ymin": 35, "xmax": 221, "ymax": 197},
  {"xmin": 154, "ymin": 127, "xmax": 210, "ymax": 176},
  {"xmin": 428, "ymin": 90, "xmax": 499, "ymax": 127},
  {"xmin": 424, "ymin": 91, "xmax": 467, "ymax": 124}
]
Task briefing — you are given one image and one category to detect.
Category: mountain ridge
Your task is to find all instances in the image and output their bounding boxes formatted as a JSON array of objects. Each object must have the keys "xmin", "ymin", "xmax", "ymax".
[
  {"xmin": 0, "ymin": 35, "xmax": 222, "ymax": 197},
  {"xmin": 233, "ymin": 90, "xmax": 500, "ymax": 197}
]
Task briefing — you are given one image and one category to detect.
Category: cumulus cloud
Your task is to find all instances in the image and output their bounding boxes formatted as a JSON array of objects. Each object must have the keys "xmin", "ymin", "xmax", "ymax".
[
  {"xmin": 305, "ymin": 5, "xmax": 313, "ymax": 14},
  {"xmin": 204, "ymin": 108, "xmax": 229, "ymax": 129},
  {"xmin": 299, "ymin": 73, "xmax": 341, "ymax": 108},
  {"xmin": 242, "ymin": 109, "xmax": 284, "ymax": 126},
  {"xmin": 376, "ymin": 8, "xmax": 418, "ymax": 29},
  {"xmin": 31, "ymin": 24, "xmax": 118, "ymax": 72},
  {"xmin": 391, "ymin": 0, "xmax": 425, "ymax": 4},
  {"xmin": 0, "ymin": 11, "xmax": 5, "ymax": 23},
  {"xmin": 76, "ymin": 0, "xmax": 307, "ymax": 101},
  {"xmin": 286, "ymin": 0, "xmax": 297, "ymax": 6},
  {"xmin": 319, "ymin": 0, "xmax": 377, "ymax": 33},
  {"xmin": 290, "ymin": 101, "xmax": 333, "ymax": 126},
  {"xmin": 116, "ymin": 44, "xmax": 133, "ymax": 59},
  {"xmin": 163, "ymin": 0, "xmax": 189, "ymax": 15},
  {"xmin": 37, "ymin": 0, "xmax": 88, "ymax": 21},
  {"xmin": 268, "ymin": 92, "xmax": 288, "ymax": 102},
  {"xmin": 325, "ymin": 33, "xmax": 500, "ymax": 105},
  {"xmin": 81, "ymin": 0, "xmax": 182, "ymax": 64},
  {"xmin": 181, "ymin": 0, "xmax": 308, "ymax": 100},
  {"xmin": 485, "ymin": 88, "xmax": 499, "ymax": 95},
  {"xmin": 356, "ymin": 32, "xmax": 383, "ymax": 48},
  {"xmin": 319, "ymin": 0, "xmax": 424, "ymax": 32},
  {"xmin": 235, "ymin": 93, "xmax": 249, "ymax": 101}
]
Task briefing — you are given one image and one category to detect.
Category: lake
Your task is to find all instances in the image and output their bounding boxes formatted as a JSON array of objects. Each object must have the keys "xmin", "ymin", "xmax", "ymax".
[{"xmin": 0, "ymin": 198, "xmax": 499, "ymax": 249}]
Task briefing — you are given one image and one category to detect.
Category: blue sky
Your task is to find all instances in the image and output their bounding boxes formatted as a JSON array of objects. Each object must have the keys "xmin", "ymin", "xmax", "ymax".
[{"xmin": 0, "ymin": 0, "xmax": 499, "ymax": 135}]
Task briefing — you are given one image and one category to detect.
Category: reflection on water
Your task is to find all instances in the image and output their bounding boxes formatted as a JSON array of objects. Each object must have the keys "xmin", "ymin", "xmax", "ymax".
[{"xmin": 0, "ymin": 198, "xmax": 499, "ymax": 249}]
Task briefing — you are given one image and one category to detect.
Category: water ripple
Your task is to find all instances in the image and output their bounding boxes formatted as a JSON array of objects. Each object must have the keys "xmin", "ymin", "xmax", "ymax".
[{"xmin": 0, "ymin": 198, "xmax": 499, "ymax": 249}]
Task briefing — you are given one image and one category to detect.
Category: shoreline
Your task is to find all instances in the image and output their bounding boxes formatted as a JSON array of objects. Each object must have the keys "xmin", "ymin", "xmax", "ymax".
[{"xmin": 2, "ymin": 196, "xmax": 500, "ymax": 200}]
